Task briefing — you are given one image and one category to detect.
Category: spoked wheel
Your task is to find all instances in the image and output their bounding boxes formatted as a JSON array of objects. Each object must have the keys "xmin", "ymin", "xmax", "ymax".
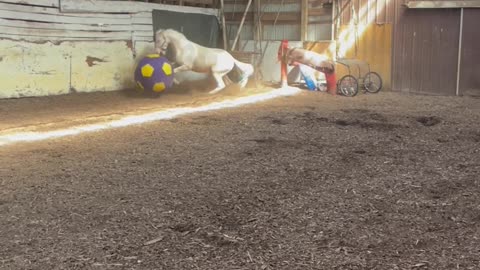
[
  {"xmin": 363, "ymin": 72, "xmax": 383, "ymax": 93},
  {"xmin": 337, "ymin": 75, "xmax": 359, "ymax": 97}
]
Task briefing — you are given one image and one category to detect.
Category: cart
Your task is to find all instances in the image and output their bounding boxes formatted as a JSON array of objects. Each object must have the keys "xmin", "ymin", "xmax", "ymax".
[{"xmin": 335, "ymin": 58, "xmax": 383, "ymax": 97}]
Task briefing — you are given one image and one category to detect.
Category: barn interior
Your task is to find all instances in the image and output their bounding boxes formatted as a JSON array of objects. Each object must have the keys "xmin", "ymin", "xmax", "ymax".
[
  {"xmin": 0, "ymin": 0, "xmax": 479, "ymax": 145},
  {"xmin": 1, "ymin": 1, "xmax": 480, "ymax": 269}
]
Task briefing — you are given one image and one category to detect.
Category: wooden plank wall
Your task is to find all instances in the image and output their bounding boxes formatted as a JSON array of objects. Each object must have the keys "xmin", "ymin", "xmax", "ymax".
[{"xmin": 0, "ymin": 0, "xmax": 218, "ymax": 43}]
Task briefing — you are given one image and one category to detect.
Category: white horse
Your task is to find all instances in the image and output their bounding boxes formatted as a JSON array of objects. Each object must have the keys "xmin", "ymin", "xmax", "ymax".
[{"xmin": 154, "ymin": 29, "xmax": 254, "ymax": 94}]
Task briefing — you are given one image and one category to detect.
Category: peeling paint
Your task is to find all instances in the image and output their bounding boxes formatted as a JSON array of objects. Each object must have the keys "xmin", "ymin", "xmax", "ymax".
[
  {"xmin": 31, "ymin": 70, "xmax": 56, "ymax": 75},
  {"xmin": 85, "ymin": 56, "xmax": 107, "ymax": 67},
  {"xmin": 0, "ymin": 39, "xmax": 155, "ymax": 98},
  {"xmin": 125, "ymin": 40, "xmax": 133, "ymax": 50}
]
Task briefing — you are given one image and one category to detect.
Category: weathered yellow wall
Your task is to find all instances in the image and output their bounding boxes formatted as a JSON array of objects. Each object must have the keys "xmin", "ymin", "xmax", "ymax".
[
  {"xmin": 336, "ymin": 24, "xmax": 392, "ymax": 90},
  {"xmin": 303, "ymin": 25, "xmax": 392, "ymax": 90},
  {"xmin": 0, "ymin": 39, "xmax": 155, "ymax": 99}
]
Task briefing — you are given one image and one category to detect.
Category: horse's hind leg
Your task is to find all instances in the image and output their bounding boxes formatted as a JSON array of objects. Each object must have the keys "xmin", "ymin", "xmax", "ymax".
[{"xmin": 209, "ymin": 72, "xmax": 228, "ymax": 94}]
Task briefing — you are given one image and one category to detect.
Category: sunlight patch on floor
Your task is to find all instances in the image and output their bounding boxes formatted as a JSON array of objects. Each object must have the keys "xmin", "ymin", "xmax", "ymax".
[{"xmin": 0, "ymin": 86, "xmax": 301, "ymax": 147}]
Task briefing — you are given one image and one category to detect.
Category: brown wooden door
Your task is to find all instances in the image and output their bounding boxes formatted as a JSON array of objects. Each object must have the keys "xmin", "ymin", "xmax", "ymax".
[
  {"xmin": 459, "ymin": 9, "xmax": 480, "ymax": 96},
  {"xmin": 392, "ymin": 6, "xmax": 460, "ymax": 95}
]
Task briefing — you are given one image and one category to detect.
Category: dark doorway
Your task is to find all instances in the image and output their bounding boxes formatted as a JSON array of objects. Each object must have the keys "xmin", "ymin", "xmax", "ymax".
[{"xmin": 152, "ymin": 9, "xmax": 221, "ymax": 48}]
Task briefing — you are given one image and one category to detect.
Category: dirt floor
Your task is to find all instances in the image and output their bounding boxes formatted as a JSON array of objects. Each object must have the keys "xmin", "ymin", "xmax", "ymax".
[{"xmin": 0, "ymin": 88, "xmax": 479, "ymax": 270}]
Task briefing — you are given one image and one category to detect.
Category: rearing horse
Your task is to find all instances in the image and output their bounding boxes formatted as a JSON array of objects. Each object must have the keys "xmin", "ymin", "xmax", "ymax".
[{"xmin": 154, "ymin": 29, "xmax": 254, "ymax": 94}]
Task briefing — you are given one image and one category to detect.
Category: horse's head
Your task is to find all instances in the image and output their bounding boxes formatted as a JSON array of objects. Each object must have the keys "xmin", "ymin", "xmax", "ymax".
[{"xmin": 154, "ymin": 29, "xmax": 169, "ymax": 56}]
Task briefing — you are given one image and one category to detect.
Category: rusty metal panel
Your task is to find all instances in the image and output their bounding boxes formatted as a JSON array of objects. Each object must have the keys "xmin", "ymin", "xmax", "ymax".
[
  {"xmin": 459, "ymin": 8, "xmax": 480, "ymax": 96},
  {"xmin": 392, "ymin": 4, "xmax": 460, "ymax": 95}
]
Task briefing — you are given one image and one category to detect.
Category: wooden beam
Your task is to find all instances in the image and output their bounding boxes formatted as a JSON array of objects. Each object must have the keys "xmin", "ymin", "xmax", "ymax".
[
  {"xmin": 253, "ymin": 0, "xmax": 262, "ymax": 50},
  {"xmin": 406, "ymin": 0, "xmax": 480, "ymax": 8},
  {"xmin": 308, "ymin": 8, "xmax": 332, "ymax": 16},
  {"xmin": 0, "ymin": 0, "xmax": 58, "ymax": 7},
  {"xmin": 0, "ymin": 17, "xmax": 152, "ymax": 32},
  {"xmin": 301, "ymin": 0, "xmax": 308, "ymax": 41},
  {"xmin": 231, "ymin": 0, "xmax": 252, "ymax": 50},
  {"xmin": 333, "ymin": 0, "xmax": 352, "ymax": 23},
  {"xmin": 180, "ymin": 0, "xmax": 214, "ymax": 5},
  {"xmin": 0, "ymin": 9, "xmax": 135, "ymax": 25},
  {"xmin": 224, "ymin": 0, "xmax": 298, "ymax": 3},
  {"xmin": 225, "ymin": 11, "xmax": 298, "ymax": 21},
  {"xmin": 0, "ymin": 25, "xmax": 132, "ymax": 39},
  {"xmin": 331, "ymin": 0, "xmax": 334, "ymax": 40},
  {"xmin": 60, "ymin": 0, "xmax": 218, "ymax": 16},
  {"xmin": 0, "ymin": 2, "xmax": 132, "ymax": 19},
  {"xmin": 220, "ymin": 0, "xmax": 228, "ymax": 49}
]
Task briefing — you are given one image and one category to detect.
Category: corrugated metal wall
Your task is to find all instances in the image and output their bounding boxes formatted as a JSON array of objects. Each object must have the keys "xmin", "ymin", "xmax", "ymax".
[
  {"xmin": 392, "ymin": 4, "xmax": 460, "ymax": 95},
  {"xmin": 225, "ymin": 1, "xmax": 301, "ymax": 41},
  {"xmin": 459, "ymin": 9, "xmax": 480, "ymax": 96},
  {"xmin": 336, "ymin": 0, "xmax": 395, "ymax": 25},
  {"xmin": 392, "ymin": 0, "xmax": 480, "ymax": 96},
  {"xmin": 224, "ymin": 1, "xmax": 336, "ymax": 41}
]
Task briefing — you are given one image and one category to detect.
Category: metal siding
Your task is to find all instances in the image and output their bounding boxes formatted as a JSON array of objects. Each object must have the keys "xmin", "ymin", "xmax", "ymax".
[
  {"xmin": 224, "ymin": 1, "xmax": 301, "ymax": 42},
  {"xmin": 263, "ymin": 24, "xmax": 300, "ymax": 40},
  {"xmin": 224, "ymin": 2, "xmax": 299, "ymax": 12},
  {"xmin": 338, "ymin": 0, "xmax": 394, "ymax": 25},
  {"xmin": 392, "ymin": 4, "xmax": 460, "ymax": 95},
  {"xmin": 227, "ymin": 23, "xmax": 254, "ymax": 40},
  {"xmin": 224, "ymin": 3, "xmax": 249, "ymax": 12},
  {"xmin": 262, "ymin": 3, "xmax": 300, "ymax": 12},
  {"xmin": 459, "ymin": 8, "xmax": 480, "ymax": 96},
  {"xmin": 307, "ymin": 23, "xmax": 332, "ymax": 41}
]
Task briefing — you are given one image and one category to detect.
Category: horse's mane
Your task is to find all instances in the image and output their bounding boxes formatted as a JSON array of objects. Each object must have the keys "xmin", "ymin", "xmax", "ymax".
[{"xmin": 162, "ymin": 29, "xmax": 187, "ymax": 40}]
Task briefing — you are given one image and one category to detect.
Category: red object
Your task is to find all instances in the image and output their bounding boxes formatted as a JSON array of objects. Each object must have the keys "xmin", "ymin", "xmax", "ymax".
[
  {"xmin": 314, "ymin": 65, "xmax": 337, "ymax": 95},
  {"xmin": 325, "ymin": 72, "xmax": 337, "ymax": 95},
  {"xmin": 278, "ymin": 40, "xmax": 289, "ymax": 87}
]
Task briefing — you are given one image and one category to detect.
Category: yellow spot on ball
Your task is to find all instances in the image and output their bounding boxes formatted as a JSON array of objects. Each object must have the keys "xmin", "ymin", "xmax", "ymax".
[
  {"xmin": 146, "ymin": 54, "xmax": 160, "ymax": 58},
  {"xmin": 153, "ymin": 82, "xmax": 166, "ymax": 92},
  {"xmin": 162, "ymin": 62, "xmax": 172, "ymax": 76},
  {"xmin": 136, "ymin": 81, "xmax": 144, "ymax": 91},
  {"xmin": 141, "ymin": 64, "xmax": 154, "ymax": 78}
]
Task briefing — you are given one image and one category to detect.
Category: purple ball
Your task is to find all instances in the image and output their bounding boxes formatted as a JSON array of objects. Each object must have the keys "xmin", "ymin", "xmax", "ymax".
[{"xmin": 134, "ymin": 54, "xmax": 174, "ymax": 94}]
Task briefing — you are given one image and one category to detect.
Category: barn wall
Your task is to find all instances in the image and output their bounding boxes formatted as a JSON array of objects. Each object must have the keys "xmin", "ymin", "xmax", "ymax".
[
  {"xmin": 458, "ymin": 8, "xmax": 480, "ymax": 96},
  {"xmin": 334, "ymin": 0, "xmax": 395, "ymax": 90},
  {"xmin": 335, "ymin": 24, "xmax": 393, "ymax": 90},
  {"xmin": 391, "ymin": 0, "xmax": 480, "ymax": 96},
  {"xmin": 0, "ymin": 0, "xmax": 217, "ymax": 99},
  {"xmin": 392, "ymin": 5, "xmax": 460, "ymax": 95}
]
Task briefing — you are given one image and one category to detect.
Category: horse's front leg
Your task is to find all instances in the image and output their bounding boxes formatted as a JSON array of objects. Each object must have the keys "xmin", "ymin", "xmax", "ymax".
[
  {"xmin": 209, "ymin": 72, "xmax": 227, "ymax": 94},
  {"xmin": 173, "ymin": 64, "xmax": 192, "ymax": 74},
  {"xmin": 172, "ymin": 64, "xmax": 193, "ymax": 85}
]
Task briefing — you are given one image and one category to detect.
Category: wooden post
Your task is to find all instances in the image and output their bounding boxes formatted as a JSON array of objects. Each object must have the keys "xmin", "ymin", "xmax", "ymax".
[
  {"xmin": 301, "ymin": 0, "xmax": 308, "ymax": 42},
  {"xmin": 331, "ymin": 0, "xmax": 335, "ymax": 41},
  {"xmin": 253, "ymin": 0, "xmax": 262, "ymax": 86},
  {"xmin": 333, "ymin": 0, "xmax": 352, "ymax": 24},
  {"xmin": 230, "ymin": 0, "xmax": 252, "ymax": 51},
  {"xmin": 254, "ymin": 0, "xmax": 262, "ymax": 44},
  {"xmin": 456, "ymin": 7, "xmax": 464, "ymax": 96},
  {"xmin": 220, "ymin": 0, "xmax": 228, "ymax": 49}
]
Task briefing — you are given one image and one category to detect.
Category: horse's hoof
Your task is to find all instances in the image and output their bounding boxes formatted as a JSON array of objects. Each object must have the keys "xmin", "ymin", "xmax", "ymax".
[
  {"xmin": 238, "ymin": 78, "xmax": 248, "ymax": 89},
  {"xmin": 209, "ymin": 89, "xmax": 222, "ymax": 94}
]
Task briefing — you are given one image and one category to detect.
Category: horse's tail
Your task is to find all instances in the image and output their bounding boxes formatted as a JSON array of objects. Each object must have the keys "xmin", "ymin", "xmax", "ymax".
[{"xmin": 228, "ymin": 58, "xmax": 254, "ymax": 88}]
